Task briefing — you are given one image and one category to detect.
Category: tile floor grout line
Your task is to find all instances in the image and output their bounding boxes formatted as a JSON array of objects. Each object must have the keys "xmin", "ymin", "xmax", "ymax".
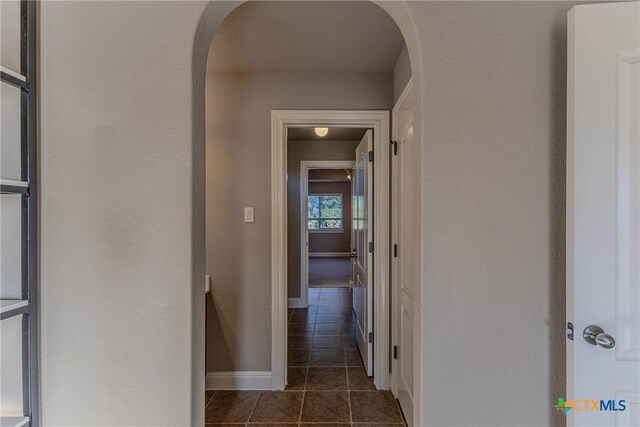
[
  {"xmin": 342, "ymin": 290, "xmax": 354, "ymax": 426},
  {"xmin": 204, "ymin": 390, "xmax": 216, "ymax": 409},
  {"xmin": 245, "ymin": 390, "xmax": 261, "ymax": 424},
  {"xmin": 298, "ymin": 366, "xmax": 309, "ymax": 423}
]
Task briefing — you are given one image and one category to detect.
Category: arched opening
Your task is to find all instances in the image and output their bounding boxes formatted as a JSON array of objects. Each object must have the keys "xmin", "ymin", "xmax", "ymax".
[
  {"xmin": 36, "ymin": 1, "xmax": 613, "ymax": 425},
  {"xmin": 191, "ymin": 1, "xmax": 424, "ymax": 425}
]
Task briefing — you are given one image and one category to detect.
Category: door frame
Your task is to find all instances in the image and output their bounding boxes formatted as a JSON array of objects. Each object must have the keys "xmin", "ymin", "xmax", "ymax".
[
  {"xmin": 390, "ymin": 79, "xmax": 419, "ymax": 426},
  {"xmin": 271, "ymin": 110, "xmax": 390, "ymax": 390},
  {"xmin": 567, "ymin": 4, "xmax": 640, "ymax": 426},
  {"xmin": 297, "ymin": 160, "xmax": 356, "ymax": 309}
]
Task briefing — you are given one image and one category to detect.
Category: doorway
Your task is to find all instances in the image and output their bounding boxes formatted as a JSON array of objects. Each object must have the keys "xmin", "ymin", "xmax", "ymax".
[
  {"xmin": 272, "ymin": 110, "xmax": 391, "ymax": 390},
  {"xmin": 292, "ymin": 132, "xmax": 375, "ymax": 376},
  {"xmin": 280, "ymin": 120, "xmax": 401, "ymax": 423},
  {"xmin": 298, "ymin": 160, "xmax": 363, "ymax": 307},
  {"xmin": 302, "ymin": 162, "xmax": 356, "ymax": 295},
  {"xmin": 203, "ymin": 1, "xmax": 422, "ymax": 425}
]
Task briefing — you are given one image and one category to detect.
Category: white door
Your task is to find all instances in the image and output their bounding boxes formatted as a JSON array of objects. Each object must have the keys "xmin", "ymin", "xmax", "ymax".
[
  {"xmin": 568, "ymin": 3, "xmax": 639, "ymax": 426},
  {"xmin": 353, "ymin": 129, "xmax": 373, "ymax": 375},
  {"xmin": 391, "ymin": 83, "xmax": 416, "ymax": 426}
]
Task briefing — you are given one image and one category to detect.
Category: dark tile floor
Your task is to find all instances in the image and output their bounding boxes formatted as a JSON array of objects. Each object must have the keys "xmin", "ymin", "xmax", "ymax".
[{"xmin": 205, "ymin": 287, "xmax": 407, "ymax": 426}]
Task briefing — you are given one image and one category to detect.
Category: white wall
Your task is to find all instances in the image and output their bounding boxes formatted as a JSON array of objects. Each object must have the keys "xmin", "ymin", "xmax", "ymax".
[
  {"xmin": 0, "ymin": 0, "xmax": 21, "ymax": 73},
  {"xmin": 0, "ymin": 316, "xmax": 23, "ymax": 415}
]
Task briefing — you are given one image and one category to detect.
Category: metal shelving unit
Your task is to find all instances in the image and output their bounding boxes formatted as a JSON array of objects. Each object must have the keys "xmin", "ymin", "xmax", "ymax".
[{"xmin": 1, "ymin": 1, "xmax": 38, "ymax": 426}]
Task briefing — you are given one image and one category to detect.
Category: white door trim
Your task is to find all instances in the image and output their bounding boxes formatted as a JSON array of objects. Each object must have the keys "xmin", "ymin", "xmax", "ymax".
[
  {"xmin": 567, "ymin": 4, "xmax": 640, "ymax": 426},
  {"xmin": 300, "ymin": 160, "xmax": 356, "ymax": 308},
  {"xmin": 271, "ymin": 110, "xmax": 391, "ymax": 390},
  {"xmin": 390, "ymin": 79, "xmax": 420, "ymax": 427},
  {"xmin": 391, "ymin": 79, "xmax": 414, "ymax": 394}
]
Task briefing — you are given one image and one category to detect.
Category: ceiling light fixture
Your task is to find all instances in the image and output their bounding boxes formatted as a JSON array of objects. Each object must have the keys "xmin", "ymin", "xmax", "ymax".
[{"xmin": 314, "ymin": 127, "xmax": 329, "ymax": 137}]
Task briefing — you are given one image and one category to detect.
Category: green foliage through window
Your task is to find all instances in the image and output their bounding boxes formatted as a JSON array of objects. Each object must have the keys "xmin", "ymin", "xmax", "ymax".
[{"xmin": 308, "ymin": 194, "xmax": 343, "ymax": 231}]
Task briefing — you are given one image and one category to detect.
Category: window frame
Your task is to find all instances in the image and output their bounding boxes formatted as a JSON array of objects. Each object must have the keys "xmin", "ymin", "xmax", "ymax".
[{"xmin": 307, "ymin": 193, "xmax": 344, "ymax": 233}]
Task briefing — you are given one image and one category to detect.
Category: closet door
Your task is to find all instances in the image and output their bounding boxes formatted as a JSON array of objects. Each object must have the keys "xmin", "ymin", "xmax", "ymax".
[{"xmin": 1, "ymin": 1, "xmax": 38, "ymax": 426}]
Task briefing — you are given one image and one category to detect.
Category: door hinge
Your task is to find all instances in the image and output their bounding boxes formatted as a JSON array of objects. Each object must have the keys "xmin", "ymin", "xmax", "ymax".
[
  {"xmin": 368, "ymin": 150, "xmax": 374, "ymax": 162},
  {"xmin": 368, "ymin": 332, "xmax": 374, "ymax": 344},
  {"xmin": 566, "ymin": 322, "xmax": 574, "ymax": 341},
  {"xmin": 393, "ymin": 244, "xmax": 398, "ymax": 258},
  {"xmin": 390, "ymin": 139, "xmax": 398, "ymax": 155},
  {"xmin": 368, "ymin": 241, "xmax": 374, "ymax": 253},
  {"xmin": 393, "ymin": 345, "xmax": 398, "ymax": 359}
]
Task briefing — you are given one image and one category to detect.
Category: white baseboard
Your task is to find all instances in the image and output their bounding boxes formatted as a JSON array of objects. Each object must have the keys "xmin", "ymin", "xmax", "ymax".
[
  {"xmin": 205, "ymin": 371, "xmax": 272, "ymax": 390},
  {"xmin": 288, "ymin": 297, "xmax": 306, "ymax": 308},
  {"xmin": 309, "ymin": 252, "xmax": 350, "ymax": 258}
]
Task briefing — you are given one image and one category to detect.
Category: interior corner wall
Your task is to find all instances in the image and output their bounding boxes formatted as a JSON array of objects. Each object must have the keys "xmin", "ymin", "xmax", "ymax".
[
  {"xmin": 206, "ymin": 73, "xmax": 392, "ymax": 372},
  {"xmin": 405, "ymin": 2, "xmax": 576, "ymax": 426},
  {"xmin": 393, "ymin": 45, "xmax": 411, "ymax": 103}
]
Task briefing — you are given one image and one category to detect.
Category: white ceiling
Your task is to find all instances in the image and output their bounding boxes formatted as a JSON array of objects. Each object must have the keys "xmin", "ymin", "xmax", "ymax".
[
  {"xmin": 287, "ymin": 127, "xmax": 367, "ymax": 141},
  {"xmin": 207, "ymin": 1, "xmax": 405, "ymax": 74}
]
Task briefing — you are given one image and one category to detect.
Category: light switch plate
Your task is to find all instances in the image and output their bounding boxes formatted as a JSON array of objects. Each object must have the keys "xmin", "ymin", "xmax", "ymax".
[{"xmin": 244, "ymin": 207, "xmax": 254, "ymax": 223}]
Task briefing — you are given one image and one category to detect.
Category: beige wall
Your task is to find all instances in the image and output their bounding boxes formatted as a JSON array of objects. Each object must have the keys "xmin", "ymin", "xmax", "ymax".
[
  {"xmin": 286, "ymin": 140, "xmax": 360, "ymax": 299},
  {"xmin": 407, "ymin": 2, "xmax": 574, "ymax": 425},
  {"xmin": 308, "ymin": 181, "xmax": 353, "ymax": 254},
  {"xmin": 308, "ymin": 169, "xmax": 352, "ymax": 181},
  {"xmin": 39, "ymin": 2, "xmax": 577, "ymax": 426},
  {"xmin": 393, "ymin": 45, "xmax": 411, "ymax": 103},
  {"xmin": 38, "ymin": 2, "xmax": 237, "ymax": 425},
  {"xmin": 206, "ymin": 74, "xmax": 392, "ymax": 371}
]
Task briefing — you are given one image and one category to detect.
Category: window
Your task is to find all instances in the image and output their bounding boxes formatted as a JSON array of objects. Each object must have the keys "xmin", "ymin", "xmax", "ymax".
[{"xmin": 308, "ymin": 194, "xmax": 343, "ymax": 232}]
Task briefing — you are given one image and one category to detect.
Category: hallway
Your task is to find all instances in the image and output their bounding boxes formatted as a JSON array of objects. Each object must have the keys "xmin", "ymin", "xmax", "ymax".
[
  {"xmin": 308, "ymin": 257, "xmax": 352, "ymax": 288},
  {"xmin": 205, "ymin": 287, "xmax": 406, "ymax": 425}
]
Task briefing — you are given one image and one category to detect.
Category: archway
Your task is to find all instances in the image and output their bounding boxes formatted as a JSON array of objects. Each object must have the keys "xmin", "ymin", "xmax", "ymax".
[{"xmin": 191, "ymin": 1, "xmax": 424, "ymax": 425}]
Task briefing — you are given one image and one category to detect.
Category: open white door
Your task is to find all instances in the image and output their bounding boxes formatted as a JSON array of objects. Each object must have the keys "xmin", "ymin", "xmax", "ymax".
[
  {"xmin": 353, "ymin": 129, "xmax": 373, "ymax": 375},
  {"xmin": 392, "ymin": 82, "xmax": 416, "ymax": 426},
  {"xmin": 567, "ymin": 3, "xmax": 639, "ymax": 426}
]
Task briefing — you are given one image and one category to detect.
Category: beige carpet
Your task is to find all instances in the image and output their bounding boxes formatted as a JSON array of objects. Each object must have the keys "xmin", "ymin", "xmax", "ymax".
[{"xmin": 309, "ymin": 257, "xmax": 352, "ymax": 288}]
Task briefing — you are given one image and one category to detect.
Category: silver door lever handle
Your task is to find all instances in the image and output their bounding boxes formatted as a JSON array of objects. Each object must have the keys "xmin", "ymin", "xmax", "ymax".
[{"xmin": 583, "ymin": 325, "xmax": 615, "ymax": 349}]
